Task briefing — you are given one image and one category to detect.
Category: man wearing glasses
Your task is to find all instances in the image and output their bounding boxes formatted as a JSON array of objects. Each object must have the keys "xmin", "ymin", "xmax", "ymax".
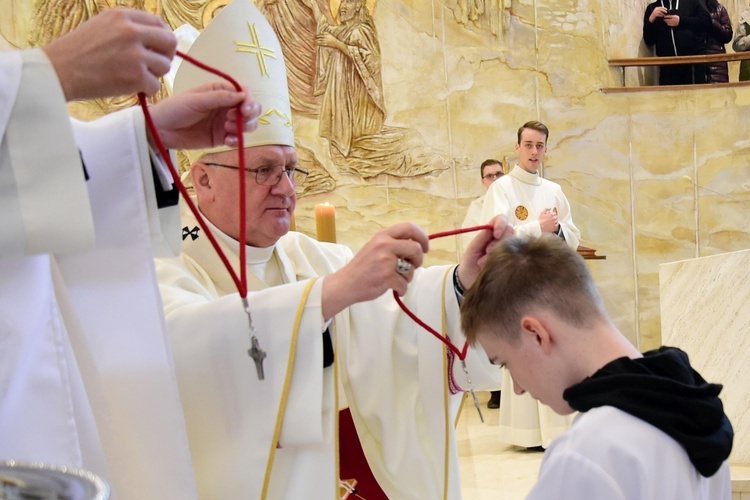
[
  {"xmin": 155, "ymin": 2, "xmax": 507, "ymax": 498},
  {"xmin": 461, "ymin": 159, "xmax": 505, "ymax": 409},
  {"xmin": 461, "ymin": 158, "xmax": 504, "ymax": 249}
]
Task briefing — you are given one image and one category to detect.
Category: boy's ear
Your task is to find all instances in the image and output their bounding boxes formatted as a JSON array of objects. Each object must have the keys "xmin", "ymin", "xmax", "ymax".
[{"xmin": 520, "ymin": 315, "xmax": 553, "ymax": 354}]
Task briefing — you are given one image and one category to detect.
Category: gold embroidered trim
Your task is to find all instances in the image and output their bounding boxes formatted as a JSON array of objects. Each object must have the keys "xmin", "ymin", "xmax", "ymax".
[
  {"xmin": 441, "ymin": 267, "xmax": 451, "ymax": 500},
  {"xmin": 257, "ymin": 108, "xmax": 292, "ymax": 127},
  {"xmin": 235, "ymin": 22, "xmax": 277, "ymax": 77},
  {"xmin": 260, "ymin": 278, "xmax": 318, "ymax": 499}
]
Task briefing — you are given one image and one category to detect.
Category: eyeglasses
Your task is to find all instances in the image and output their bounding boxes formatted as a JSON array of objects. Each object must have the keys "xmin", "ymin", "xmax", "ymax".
[
  {"xmin": 482, "ymin": 172, "xmax": 504, "ymax": 180},
  {"xmin": 204, "ymin": 162, "xmax": 309, "ymax": 186}
]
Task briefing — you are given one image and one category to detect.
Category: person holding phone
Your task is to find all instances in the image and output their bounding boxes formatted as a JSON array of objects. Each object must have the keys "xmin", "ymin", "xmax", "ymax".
[{"xmin": 643, "ymin": 0, "xmax": 712, "ymax": 85}]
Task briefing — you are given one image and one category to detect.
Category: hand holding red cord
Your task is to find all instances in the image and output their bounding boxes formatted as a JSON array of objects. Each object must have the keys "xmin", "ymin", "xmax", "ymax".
[
  {"xmin": 139, "ymin": 50, "xmax": 251, "ymax": 298},
  {"xmin": 148, "ymin": 81, "xmax": 262, "ymax": 150},
  {"xmin": 394, "ymin": 215, "xmax": 514, "ymax": 360}
]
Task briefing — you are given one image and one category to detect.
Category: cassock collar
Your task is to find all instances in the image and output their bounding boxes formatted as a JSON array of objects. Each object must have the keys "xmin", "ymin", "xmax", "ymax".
[
  {"xmin": 212, "ymin": 220, "xmax": 275, "ymax": 265},
  {"xmin": 563, "ymin": 346, "xmax": 734, "ymax": 477},
  {"xmin": 509, "ymin": 165, "xmax": 542, "ymax": 186}
]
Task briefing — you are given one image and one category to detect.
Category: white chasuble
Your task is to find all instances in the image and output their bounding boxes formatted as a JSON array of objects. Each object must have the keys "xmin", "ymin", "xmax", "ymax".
[
  {"xmin": 480, "ymin": 165, "xmax": 581, "ymax": 249},
  {"xmin": 0, "ymin": 49, "xmax": 197, "ymax": 500},
  {"xmin": 460, "ymin": 194, "xmax": 486, "ymax": 251},
  {"xmin": 158, "ymin": 206, "xmax": 502, "ymax": 499}
]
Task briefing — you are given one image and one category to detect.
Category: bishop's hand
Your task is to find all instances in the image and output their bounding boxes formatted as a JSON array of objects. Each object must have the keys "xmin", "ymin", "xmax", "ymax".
[
  {"xmin": 147, "ymin": 82, "xmax": 262, "ymax": 150},
  {"xmin": 321, "ymin": 222, "xmax": 429, "ymax": 320},
  {"xmin": 457, "ymin": 215, "xmax": 514, "ymax": 291}
]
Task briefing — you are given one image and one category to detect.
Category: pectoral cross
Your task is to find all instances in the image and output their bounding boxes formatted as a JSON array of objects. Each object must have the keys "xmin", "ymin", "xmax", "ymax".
[
  {"xmin": 243, "ymin": 297, "xmax": 266, "ymax": 380},
  {"xmin": 461, "ymin": 359, "xmax": 484, "ymax": 423},
  {"xmin": 249, "ymin": 335, "xmax": 266, "ymax": 380}
]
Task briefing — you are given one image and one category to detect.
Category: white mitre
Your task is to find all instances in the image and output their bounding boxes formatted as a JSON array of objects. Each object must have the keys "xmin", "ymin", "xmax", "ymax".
[{"xmin": 172, "ymin": 0, "xmax": 294, "ymax": 163}]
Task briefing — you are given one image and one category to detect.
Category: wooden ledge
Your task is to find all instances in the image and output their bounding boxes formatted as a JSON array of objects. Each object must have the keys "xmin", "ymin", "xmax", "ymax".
[
  {"xmin": 609, "ymin": 53, "xmax": 750, "ymax": 67},
  {"xmin": 602, "ymin": 80, "xmax": 750, "ymax": 93}
]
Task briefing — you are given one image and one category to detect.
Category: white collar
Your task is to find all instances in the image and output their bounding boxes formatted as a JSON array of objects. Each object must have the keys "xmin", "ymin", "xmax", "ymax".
[{"xmin": 509, "ymin": 164, "xmax": 542, "ymax": 186}]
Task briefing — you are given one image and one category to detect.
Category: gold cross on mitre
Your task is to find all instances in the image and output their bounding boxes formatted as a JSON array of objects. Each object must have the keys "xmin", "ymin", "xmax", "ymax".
[{"xmin": 234, "ymin": 22, "xmax": 276, "ymax": 77}]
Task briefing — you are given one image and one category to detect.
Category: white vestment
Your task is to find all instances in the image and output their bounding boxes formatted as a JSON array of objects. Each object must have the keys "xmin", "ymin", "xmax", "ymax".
[
  {"xmin": 156, "ymin": 205, "xmax": 502, "ymax": 499},
  {"xmin": 460, "ymin": 194, "xmax": 486, "ymax": 251},
  {"xmin": 527, "ymin": 406, "xmax": 731, "ymax": 499},
  {"xmin": 479, "ymin": 164, "xmax": 578, "ymax": 447},
  {"xmin": 0, "ymin": 49, "xmax": 197, "ymax": 500},
  {"xmin": 498, "ymin": 371, "xmax": 573, "ymax": 448},
  {"xmin": 480, "ymin": 165, "xmax": 581, "ymax": 249}
]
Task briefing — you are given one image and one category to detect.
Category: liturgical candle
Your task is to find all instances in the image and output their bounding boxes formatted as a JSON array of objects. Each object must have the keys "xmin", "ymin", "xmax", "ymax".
[{"xmin": 315, "ymin": 203, "xmax": 337, "ymax": 243}]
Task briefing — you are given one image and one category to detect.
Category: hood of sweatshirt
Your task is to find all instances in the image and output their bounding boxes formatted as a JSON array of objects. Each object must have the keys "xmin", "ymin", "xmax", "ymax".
[{"xmin": 563, "ymin": 346, "xmax": 733, "ymax": 477}]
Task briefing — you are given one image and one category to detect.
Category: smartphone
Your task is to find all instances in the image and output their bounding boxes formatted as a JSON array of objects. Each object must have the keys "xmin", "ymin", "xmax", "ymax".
[{"xmin": 666, "ymin": 9, "xmax": 678, "ymax": 16}]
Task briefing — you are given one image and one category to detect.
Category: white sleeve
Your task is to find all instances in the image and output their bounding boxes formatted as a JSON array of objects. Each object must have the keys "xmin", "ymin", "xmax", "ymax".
[
  {"xmin": 1, "ymin": 49, "xmax": 93, "ymax": 257},
  {"xmin": 556, "ymin": 191, "xmax": 581, "ymax": 249},
  {"xmin": 71, "ymin": 108, "xmax": 181, "ymax": 257},
  {"xmin": 480, "ymin": 181, "xmax": 511, "ymax": 223},
  {"xmin": 526, "ymin": 450, "xmax": 626, "ymax": 500}
]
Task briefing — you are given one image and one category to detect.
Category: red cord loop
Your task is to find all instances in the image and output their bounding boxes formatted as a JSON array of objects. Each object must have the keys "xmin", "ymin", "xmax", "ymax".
[
  {"xmin": 138, "ymin": 50, "xmax": 249, "ymax": 297},
  {"xmin": 393, "ymin": 224, "xmax": 493, "ymax": 360},
  {"xmin": 140, "ymin": 54, "xmax": 491, "ymax": 359}
]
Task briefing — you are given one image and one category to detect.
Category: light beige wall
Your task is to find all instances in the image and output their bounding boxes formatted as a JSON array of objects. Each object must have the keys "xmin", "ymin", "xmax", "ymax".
[{"xmin": 4, "ymin": 0, "xmax": 749, "ymax": 350}]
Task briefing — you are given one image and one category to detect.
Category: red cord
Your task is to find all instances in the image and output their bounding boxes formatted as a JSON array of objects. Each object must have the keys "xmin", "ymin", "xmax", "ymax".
[
  {"xmin": 140, "ymin": 55, "xmax": 492, "ymax": 358},
  {"xmin": 138, "ymin": 50, "xmax": 248, "ymax": 297},
  {"xmin": 392, "ymin": 223, "xmax": 493, "ymax": 360}
]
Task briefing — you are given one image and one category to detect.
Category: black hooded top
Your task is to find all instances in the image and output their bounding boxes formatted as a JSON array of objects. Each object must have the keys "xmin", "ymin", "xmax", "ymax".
[{"xmin": 563, "ymin": 346, "xmax": 733, "ymax": 477}]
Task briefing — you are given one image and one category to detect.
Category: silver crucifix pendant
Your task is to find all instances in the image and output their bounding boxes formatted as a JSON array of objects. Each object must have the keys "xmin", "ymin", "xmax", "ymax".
[
  {"xmin": 461, "ymin": 359, "xmax": 484, "ymax": 423},
  {"xmin": 249, "ymin": 335, "xmax": 266, "ymax": 380},
  {"xmin": 243, "ymin": 297, "xmax": 266, "ymax": 381}
]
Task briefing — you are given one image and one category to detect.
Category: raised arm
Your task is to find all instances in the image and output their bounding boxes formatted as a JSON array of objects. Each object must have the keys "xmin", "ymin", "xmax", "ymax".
[{"xmin": 42, "ymin": 8, "xmax": 177, "ymax": 101}]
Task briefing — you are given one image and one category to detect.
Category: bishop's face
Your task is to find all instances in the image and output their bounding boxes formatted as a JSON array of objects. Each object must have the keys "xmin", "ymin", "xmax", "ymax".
[{"xmin": 194, "ymin": 145, "xmax": 298, "ymax": 248}]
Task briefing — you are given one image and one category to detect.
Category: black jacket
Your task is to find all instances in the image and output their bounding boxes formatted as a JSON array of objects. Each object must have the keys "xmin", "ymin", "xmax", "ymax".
[
  {"xmin": 706, "ymin": 2, "xmax": 733, "ymax": 82},
  {"xmin": 644, "ymin": 0, "xmax": 711, "ymax": 56}
]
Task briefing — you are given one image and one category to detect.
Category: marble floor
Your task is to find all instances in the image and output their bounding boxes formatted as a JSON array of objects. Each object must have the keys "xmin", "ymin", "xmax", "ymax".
[{"xmin": 457, "ymin": 392, "xmax": 543, "ymax": 499}]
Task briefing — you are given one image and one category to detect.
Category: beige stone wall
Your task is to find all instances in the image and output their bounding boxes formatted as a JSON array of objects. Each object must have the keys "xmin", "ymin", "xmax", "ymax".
[{"xmin": 4, "ymin": 0, "xmax": 749, "ymax": 350}]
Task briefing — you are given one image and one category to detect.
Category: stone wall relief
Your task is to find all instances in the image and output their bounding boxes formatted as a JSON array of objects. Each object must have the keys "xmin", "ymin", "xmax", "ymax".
[
  {"xmin": 453, "ymin": 0, "xmax": 511, "ymax": 36},
  {"xmin": 2, "ymin": 0, "xmax": 452, "ymax": 196}
]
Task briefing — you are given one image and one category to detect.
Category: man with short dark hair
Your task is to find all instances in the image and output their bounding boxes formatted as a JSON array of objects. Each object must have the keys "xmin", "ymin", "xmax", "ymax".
[
  {"xmin": 462, "ymin": 159, "xmax": 504, "ymax": 236},
  {"xmin": 461, "ymin": 235, "xmax": 733, "ymax": 499},
  {"xmin": 480, "ymin": 121, "xmax": 580, "ymax": 448},
  {"xmin": 461, "ymin": 158, "xmax": 504, "ymax": 409}
]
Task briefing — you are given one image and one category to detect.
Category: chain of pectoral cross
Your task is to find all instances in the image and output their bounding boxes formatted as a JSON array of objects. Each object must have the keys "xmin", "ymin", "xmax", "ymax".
[
  {"xmin": 139, "ymin": 50, "xmax": 266, "ymax": 380},
  {"xmin": 392, "ymin": 223, "xmax": 494, "ymax": 423}
]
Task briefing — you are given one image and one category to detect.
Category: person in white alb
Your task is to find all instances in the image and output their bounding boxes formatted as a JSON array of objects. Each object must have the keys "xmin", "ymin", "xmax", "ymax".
[
  {"xmin": 0, "ymin": 8, "xmax": 260, "ymax": 499},
  {"xmin": 462, "ymin": 235, "xmax": 733, "ymax": 499},
  {"xmin": 156, "ymin": 2, "xmax": 507, "ymax": 498},
  {"xmin": 460, "ymin": 158, "xmax": 504, "ymax": 409},
  {"xmin": 461, "ymin": 158, "xmax": 504, "ymax": 241},
  {"xmin": 480, "ymin": 121, "xmax": 581, "ymax": 449}
]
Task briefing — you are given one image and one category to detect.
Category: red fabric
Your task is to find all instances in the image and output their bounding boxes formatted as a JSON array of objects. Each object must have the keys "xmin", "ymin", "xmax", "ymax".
[{"xmin": 339, "ymin": 408, "xmax": 388, "ymax": 499}]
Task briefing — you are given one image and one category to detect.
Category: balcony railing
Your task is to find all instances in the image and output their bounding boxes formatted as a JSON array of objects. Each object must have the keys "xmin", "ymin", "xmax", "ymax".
[{"xmin": 603, "ymin": 52, "xmax": 750, "ymax": 92}]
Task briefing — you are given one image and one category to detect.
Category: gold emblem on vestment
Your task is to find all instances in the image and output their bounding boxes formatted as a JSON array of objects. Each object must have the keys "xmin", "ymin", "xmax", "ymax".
[
  {"xmin": 235, "ymin": 23, "xmax": 276, "ymax": 77},
  {"xmin": 515, "ymin": 206, "xmax": 528, "ymax": 221}
]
